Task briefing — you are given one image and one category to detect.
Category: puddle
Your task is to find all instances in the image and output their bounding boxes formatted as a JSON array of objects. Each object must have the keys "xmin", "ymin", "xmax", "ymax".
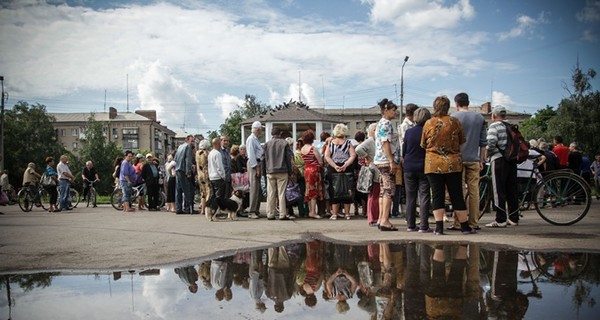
[{"xmin": 1, "ymin": 242, "xmax": 599, "ymax": 319}]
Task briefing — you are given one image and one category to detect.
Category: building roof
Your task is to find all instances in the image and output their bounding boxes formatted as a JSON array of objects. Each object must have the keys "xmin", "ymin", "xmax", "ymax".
[
  {"xmin": 242, "ymin": 102, "xmax": 338, "ymax": 124},
  {"xmin": 51, "ymin": 112, "xmax": 151, "ymax": 122}
]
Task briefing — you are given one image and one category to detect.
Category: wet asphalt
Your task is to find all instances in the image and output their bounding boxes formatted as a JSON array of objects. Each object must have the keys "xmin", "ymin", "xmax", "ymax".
[{"xmin": 0, "ymin": 199, "xmax": 598, "ymax": 273}]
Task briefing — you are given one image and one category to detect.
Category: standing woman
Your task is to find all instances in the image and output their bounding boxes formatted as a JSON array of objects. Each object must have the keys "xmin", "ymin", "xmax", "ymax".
[
  {"xmin": 196, "ymin": 140, "xmax": 212, "ymax": 215},
  {"xmin": 44, "ymin": 157, "xmax": 59, "ymax": 212},
  {"xmin": 355, "ymin": 123, "xmax": 380, "ymax": 227},
  {"xmin": 165, "ymin": 153, "xmax": 176, "ymax": 212},
  {"xmin": 112, "ymin": 156, "xmax": 124, "ymax": 186},
  {"xmin": 402, "ymin": 107, "xmax": 432, "ymax": 232},
  {"xmin": 324, "ymin": 123, "xmax": 357, "ymax": 220},
  {"xmin": 421, "ymin": 96, "xmax": 475, "ymax": 235},
  {"xmin": 235, "ymin": 145, "xmax": 249, "ymax": 213},
  {"xmin": 374, "ymin": 99, "xmax": 400, "ymax": 231},
  {"xmin": 300, "ymin": 129, "xmax": 324, "ymax": 219}
]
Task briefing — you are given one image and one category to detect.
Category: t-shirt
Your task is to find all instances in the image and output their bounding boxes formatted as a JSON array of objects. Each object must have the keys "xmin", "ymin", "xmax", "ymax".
[
  {"xmin": 119, "ymin": 160, "xmax": 135, "ymax": 184},
  {"xmin": 451, "ymin": 110, "xmax": 487, "ymax": 162},
  {"xmin": 553, "ymin": 144, "xmax": 569, "ymax": 166},
  {"xmin": 374, "ymin": 118, "xmax": 399, "ymax": 165},
  {"xmin": 82, "ymin": 166, "xmax": 97, "ymax": 181}
]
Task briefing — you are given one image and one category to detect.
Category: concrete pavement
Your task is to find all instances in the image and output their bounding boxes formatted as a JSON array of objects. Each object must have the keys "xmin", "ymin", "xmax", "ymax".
[{"xmin": 0, "ymin": 200, "xmax": 599, "ymax": 273}]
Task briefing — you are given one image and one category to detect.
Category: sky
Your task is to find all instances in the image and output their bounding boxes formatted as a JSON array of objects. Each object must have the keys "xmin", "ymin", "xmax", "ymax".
[{"xmin": 0, "ymin": 0, "xmax": 599, "ymax": 135}]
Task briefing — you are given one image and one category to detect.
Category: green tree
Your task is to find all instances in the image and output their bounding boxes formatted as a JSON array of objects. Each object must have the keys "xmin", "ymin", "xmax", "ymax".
[
  {"xmin": 551, "ymin": 64, "xmax": 600, "ymax": 156},
  {"xmin": 4, "ymin": 101, "xmax": 66, "ymax": 185},
  {"xmin": 519, "ymin": 106, "xmax": 558, "ymax": 141},
  {"xmin": 217, "ymin": 95, "xmax": 271, "ymax": 145},
  {"xmin": 77, "ymin": 116, "xmax": 122, "ymax": 195}
]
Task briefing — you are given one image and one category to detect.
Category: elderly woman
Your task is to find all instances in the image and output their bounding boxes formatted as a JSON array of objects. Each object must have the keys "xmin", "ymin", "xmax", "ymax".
[
  {"xmin": 44, "ymin": 157, "xmax": 59, "ymax": 212},
  {"xmin": 300, "ymin": 129, "xmax": 324, "ymax": 218},
  {"xmin": 355, "ymin": 123, "xmax": 380, "ymax": 227},
  {"xmin": 402, "ymin": 107, "xmax": 432, "ymax": 232},
  {"xmin": 374, "ymin": 99, "xmax": 400, "ymax": 231},
  {"xmin": 421, "ymin": 96, "xmax": 475, "ymax": 235},
  {"xmin": 164, "ymin": 153, "xmax": 176, "ymax": 212},
  {"xmin": 325, "ymin": 123, "xmax": 357, "ymax": 220},
  {"xmin": 196, "ymin": 139, "xmax": 212, "ymax": 215}
]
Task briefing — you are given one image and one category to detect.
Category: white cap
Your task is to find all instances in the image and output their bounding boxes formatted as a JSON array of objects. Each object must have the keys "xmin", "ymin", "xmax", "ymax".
[
  {"xmin": 145, "ymin": 153, "xmax": 153, "ymax": 159},
  {"xmin": 251, "ymin": 121, "xmax": 264, "ymax": 129}
]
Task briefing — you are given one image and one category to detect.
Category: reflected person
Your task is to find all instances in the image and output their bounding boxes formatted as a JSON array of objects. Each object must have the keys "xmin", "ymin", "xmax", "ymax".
[{"xmin": 174, "ymin": 265, "xmax": 198, "ymax": 294}]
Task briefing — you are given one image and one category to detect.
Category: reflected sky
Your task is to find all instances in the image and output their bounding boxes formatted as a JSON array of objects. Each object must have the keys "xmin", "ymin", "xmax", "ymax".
[{"xmin": 1, "ymin": 242, "xmax": 599, "ymax": 320}]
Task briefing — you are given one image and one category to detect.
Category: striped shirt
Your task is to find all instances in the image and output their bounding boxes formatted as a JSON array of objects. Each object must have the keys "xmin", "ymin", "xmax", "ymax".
[{"xmin": 486, "ymin": 120, "xmax": 508, "ymax": 161}]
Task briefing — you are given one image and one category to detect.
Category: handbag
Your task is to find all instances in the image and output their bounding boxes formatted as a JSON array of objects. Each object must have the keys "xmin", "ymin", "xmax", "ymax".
[
  {"xmin": 0, "ymin": 191, "xmax": 8, "ymax": 205},
  {"xmin": 330, "ymin": 172, "xmax": 354, "ymax": 202},
  {"xmin": 231, "ymin": 172, "xmax": 250, "ymax": 192},
  {"xmin": 41, "ymin": 173, "xmax": 56, "ymax": 186},
  {"xmin": 356, "ymin": 165, "xmax": 373, "ymax": 193},
  {"xmin": 285, "ymin": 180, "xmax": 303, "ymax": 203}
]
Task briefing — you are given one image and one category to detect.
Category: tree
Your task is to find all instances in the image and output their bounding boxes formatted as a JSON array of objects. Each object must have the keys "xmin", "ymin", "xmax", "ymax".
[
  {"xmin": 552, "ymin": 64, "xmax": 600, "ymax": 156},
  {"xmin": 217, "ymin": 95, "xmax": 272, "ymax": 145},
  {"xmin": 3, "ymin": 101, "xmax": 66, "ymax": 186},
  {"xmin": 519, "ymin": 106, "xmax": 558, "ymax": 142},
  {"xmin": 77, "ymin": 116, "xmax": 122, "ymax": 195}
]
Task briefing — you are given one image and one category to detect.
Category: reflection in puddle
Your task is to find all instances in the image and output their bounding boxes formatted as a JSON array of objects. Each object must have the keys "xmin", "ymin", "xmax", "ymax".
[{"xmin": 1, "ymin": 242, "xmax": 599, "ymax": 319}]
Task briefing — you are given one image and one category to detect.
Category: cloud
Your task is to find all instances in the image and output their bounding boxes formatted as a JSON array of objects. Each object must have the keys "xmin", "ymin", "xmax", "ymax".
[
  {"xmin": 213, "ymin": 94, "xmax": 245, "ymax": 120},
  {"xmin": 577, "ymin": 0, "xmax": 600, "ymax": 22},
  {"xmin": 498, "ymin": 12, "xmax": 549, "ymax": 41},
  {"xmin": 492, "ymin": 91, "xmax": 515, "ymax": 108},
  {"xmin": 136, "ymin": 60, "xmax": 207, "ymax": 130},
  {"xmin": 581, "ymin": 29, "xmax": 598, "ymax": 42},
  {"xmin": 362, "ymin": 0, "xmax": 475, "ymax": 29}
]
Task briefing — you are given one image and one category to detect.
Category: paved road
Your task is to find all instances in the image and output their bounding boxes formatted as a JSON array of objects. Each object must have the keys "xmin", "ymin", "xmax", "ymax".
[{"xmin": 0, "ymin": 200, "xmax": 599, "ymax": 273}]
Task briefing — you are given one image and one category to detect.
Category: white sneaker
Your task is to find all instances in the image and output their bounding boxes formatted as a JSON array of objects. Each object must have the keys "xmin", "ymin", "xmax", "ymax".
[
  {"xmin": 248, "ymin": 213, "xmax": 260, "ymax": 219},
  {"xmin": 507, "ymin": 219, "xmax": 519, "ymax": 226},
  {"xmin": 485, "ymin": 221, "xmax": 507, "ymax": 228}
]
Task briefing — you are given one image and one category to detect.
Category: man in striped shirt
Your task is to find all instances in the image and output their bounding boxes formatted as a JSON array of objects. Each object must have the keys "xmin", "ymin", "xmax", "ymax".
[{"xmin": 485, "ymin": 105, "xmax": 519, "ymax": 227}]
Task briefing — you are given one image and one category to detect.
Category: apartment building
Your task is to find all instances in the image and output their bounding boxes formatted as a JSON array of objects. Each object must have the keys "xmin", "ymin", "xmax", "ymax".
[{"xmin": 51, "ymin": 107, "xmax": 176, "ymax": 160}]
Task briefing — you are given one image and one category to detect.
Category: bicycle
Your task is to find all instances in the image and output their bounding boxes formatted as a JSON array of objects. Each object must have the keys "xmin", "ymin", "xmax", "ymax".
[
  {"xmin": 4, "ymin": 184, "xmax": 18, "ymax": 205},
  {"xmin": 82, "ymin": 180, "xmax": 98, "ymax": 207},
  {"xmin": 477, "ymin": 157, "xmax": 591, "ymax": 225},
  {"xmin": 110, "ymin": 183, "xmax": 165, "ymax": 210},
  {"xmin": 39, "ymin": 184, "xmax": 80, "ymax": 211},
  {"xmin": 17, "ymin": 184, "xmax": 42, "ymax": 212}
]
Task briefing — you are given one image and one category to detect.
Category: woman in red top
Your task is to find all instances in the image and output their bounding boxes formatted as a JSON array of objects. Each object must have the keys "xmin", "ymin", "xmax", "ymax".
[{"xmin": 301, "ymin": 129, "xmax": 324, "ymax": 219}]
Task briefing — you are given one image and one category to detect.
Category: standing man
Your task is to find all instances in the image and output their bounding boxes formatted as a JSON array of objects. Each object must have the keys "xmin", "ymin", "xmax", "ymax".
[
  {"xmin": 208, "ymin": 137, "xmax": 227, "ymax": 211},
  {"xmin": 450, "ymin": 93, "xmax": 487, "ymax": 230},
  {"xmin": 263, "ymin": 127, "xmax": 293, "ymax": 220},
  {"xmin": 245, "ymin": 121, "xmax": 264, "ymax": 219},
  {"xmin": 220, "ymin": 135, "xmax": 232, "ymax": 198},
  {"xmin": 175, "ymin": 134, "xmax": 196, "ymax": 214},
  {"xmin": 81, "ymin": 161, "xmax": 100, "ymax": 207},
  {"xmin": 57, "ymin": 155, "xmax": 76, "ymax": 210},
  {"xmin": 485, "ymin": 106, "xmax": 519, "ymax": 227},
  {"xmin": 552, "ymin": 136, "xmax": 569, "ymax": 169},
  {"xmin": 120, "ymin": 151, "xmax": 136, "ymax": 212},
  {"xmin": 142, "ymin": 154, "xmax": 160, "ymax": 211},
  {"xmin": 392, "ymin": 103, "xmax": 418, "ymax": 218}
]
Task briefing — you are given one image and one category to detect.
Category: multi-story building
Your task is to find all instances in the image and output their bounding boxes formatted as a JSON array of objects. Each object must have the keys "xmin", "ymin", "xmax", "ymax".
[{"xmin": 51, "ymin": 107, "xmax": 176, "ymax": 160}]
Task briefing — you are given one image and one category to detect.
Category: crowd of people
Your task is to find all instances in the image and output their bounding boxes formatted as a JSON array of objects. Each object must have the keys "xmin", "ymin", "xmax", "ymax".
[{"xmin": 4, "ymin": 93, "xmax": 598, "ymax": 225}]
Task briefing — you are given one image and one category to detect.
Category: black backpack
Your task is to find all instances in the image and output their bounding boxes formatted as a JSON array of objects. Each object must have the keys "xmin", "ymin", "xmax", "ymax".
[{"xmin": 501, "ymin": 121, "xmax": 529, "ymax": 164}]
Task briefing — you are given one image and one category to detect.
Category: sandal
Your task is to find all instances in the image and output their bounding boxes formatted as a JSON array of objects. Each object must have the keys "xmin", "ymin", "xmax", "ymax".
[
  {"xmin": 329, "ymin": 215, "xmax": 337, "ymax": 220},
  {"xmin": 345, "ymin": 215, "xmax": 351, "ymax": 220},
  {"xmin": 309, "ymin": 214, "xmax": 322, "ymax": 219}
]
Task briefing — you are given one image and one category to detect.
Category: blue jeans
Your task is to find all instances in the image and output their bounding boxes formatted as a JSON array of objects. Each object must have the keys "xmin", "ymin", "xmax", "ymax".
[
  {"xmin": 59, "ymin": 179, "xmax": 71, "ymax": 209},
  {"xmin": 175, "ymin": 171, "xmax": 192, "ymax": 212},
  {"xmin": 120, "ymin": 181, "xmax": 132, "ymax": 204}
]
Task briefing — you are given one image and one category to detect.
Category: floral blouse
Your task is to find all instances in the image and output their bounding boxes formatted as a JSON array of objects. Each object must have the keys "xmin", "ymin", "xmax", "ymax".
[{"xmin": 420, "ymin": 115, "xmax": 465, "ymax": 174}]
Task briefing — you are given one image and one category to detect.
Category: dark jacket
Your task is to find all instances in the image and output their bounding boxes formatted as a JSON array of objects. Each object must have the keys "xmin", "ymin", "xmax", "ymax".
[
  {"xmin": 141, "ymin": 162, "xmax": 160, "ymax": 186},
  {"xmin": 263, "ymin": 136, "xmax": 291, "ymax": 175}
]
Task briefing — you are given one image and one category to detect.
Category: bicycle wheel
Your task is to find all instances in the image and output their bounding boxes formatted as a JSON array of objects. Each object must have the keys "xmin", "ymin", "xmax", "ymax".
[
  {"xmin": 111, "ymin": 189, "xmax": 124, "ymax": 210},
  {"xmin": 158, "ymin": 191, "xmax": 165, "ymax": 208},
  {"xmin": 478, "ymin": 176, "xmax": 492, "ymax": 219},
  {"xmin": 533, "ymin": 172, "xmax": 591, "ymax": 225},
  {"xmin": 533, "ymin": 252, "xmax": 590, "ymax": 282},
  {"xmin": 39, "ymin": 188, "xmax": 51, "ymax": 210},
  {"xmin": 69, "ymin": 188, "xmax": 80, "ymax": 208},
  {"xmin": 17, "ymin": 189, "xmax": 33, "ymax": 212},
  {"xmin": 90, "ymin": 188, "xmax": 97, "ymax": 207}
]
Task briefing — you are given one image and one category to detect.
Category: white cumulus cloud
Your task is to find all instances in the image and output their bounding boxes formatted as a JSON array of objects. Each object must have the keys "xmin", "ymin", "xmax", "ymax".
[
  {"xmin": 213, "ymin": 94, "xmax": 245, "ymax": 121},
  {"xmin": 492, "ymin": 91, "xmax": 515, "ymax": 109},
  {"xmin": 499, "ymin": 12, "xmax": 549, "ymax": 41},
  {"xmin": 363, "ymin": 0, "xmax": 475, "ymax": 29}
]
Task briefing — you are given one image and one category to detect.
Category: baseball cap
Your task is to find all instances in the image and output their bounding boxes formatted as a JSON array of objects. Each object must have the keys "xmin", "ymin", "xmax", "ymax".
[
  {"xmin": 145, "ymin": 153, "xmax": 153, "ymax": 159},
  {"xmin": 136, "ymin": 153, "xmax": 144, "ymax": 159},
  {"xmin": 491, "ymin": 105, "xmax": 506, "ymax": 115},
  {"xmin": 251, "ymin": 121, "xmax": 264, "ymax": 129}
]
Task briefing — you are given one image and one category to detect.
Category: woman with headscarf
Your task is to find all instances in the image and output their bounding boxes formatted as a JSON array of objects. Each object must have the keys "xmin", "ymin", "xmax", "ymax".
[{"xmin": 196, "ymin": 139, "xmax": 212, "ymax": 215}]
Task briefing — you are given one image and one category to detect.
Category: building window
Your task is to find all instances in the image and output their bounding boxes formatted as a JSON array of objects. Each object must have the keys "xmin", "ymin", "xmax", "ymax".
[
  {"xmin": 356, "ymin": 122, "xmax": 362, "ymax": 130},
  {"xmin": 71, "ymin": 128, "xmax": 78, "ymax": 136},
  {"xmin": 112, "ymin": 128, "xmax": 119, "ymax": 139},
  {"xmin": 61, "ymin": 129, "xmax": 66, "ymax": 137},
  {"xmin": 295, "ymin": 123, "xmax": 316, "ymax": 141},
  {"xmin": 72, "ymin": 142, "xmax": 78, "ymax": 150},
  {"xmin": 123, "ymin": 128, "xmax": 139, "ymax": 150}
]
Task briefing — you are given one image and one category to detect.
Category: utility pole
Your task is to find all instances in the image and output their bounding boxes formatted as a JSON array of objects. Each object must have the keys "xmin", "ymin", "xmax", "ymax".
[
  {"xmin": 400, "ymin": 56, "xmax": 409, "ymax": 120},
  {"xmin": 0, "ymin": 76, "xmax": 7, "ymax": 171}
]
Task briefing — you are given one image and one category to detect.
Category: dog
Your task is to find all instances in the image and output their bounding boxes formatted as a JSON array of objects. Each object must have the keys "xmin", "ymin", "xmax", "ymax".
[{"xmin": 207, "ymin": 190, "xmax": 244, "ymax": 221}]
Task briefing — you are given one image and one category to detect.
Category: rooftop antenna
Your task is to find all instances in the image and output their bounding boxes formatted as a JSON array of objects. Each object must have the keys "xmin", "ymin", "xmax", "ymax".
[
  {"xmin": 298, "ymin": 71, "xmax": 302, "ymax": 102},
  {"xmin": 321, "ymin": 75, "xmax": 326, "ymax": 108},
  {"xmin": 104, "ymin": 89, "xmax": 107, "ymax": 112},
  {"xmin": 126, "ymin": 74, "xmax": 129, "ymax": 113}
]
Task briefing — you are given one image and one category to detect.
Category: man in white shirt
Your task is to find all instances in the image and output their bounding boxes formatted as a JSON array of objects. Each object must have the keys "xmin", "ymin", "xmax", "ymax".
[
  {"xmin": 56, "ymin": 155, "xmax": 75, "ymax": 210},
  {"xmin": 208, "ymin": 137, "xmax": 227, "ymax": 212},
  {"xmin": 245, "ymin": 121, "xmax": 264, "ymax": 219}
]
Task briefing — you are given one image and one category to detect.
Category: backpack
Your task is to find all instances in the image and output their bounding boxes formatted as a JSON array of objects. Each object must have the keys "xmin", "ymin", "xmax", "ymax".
[
  {"xmin": 356, "ymin": 165, "xmax": 373, "ymax": 194},
  {"xmin": 501, "ymin": 121, "xmax": 529, "ymax": 164}
]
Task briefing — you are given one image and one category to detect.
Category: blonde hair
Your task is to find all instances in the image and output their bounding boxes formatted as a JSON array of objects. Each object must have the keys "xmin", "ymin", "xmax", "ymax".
[{"xmin": 333, "ymin": 123, "xmax": 348, "ymax": 138}]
